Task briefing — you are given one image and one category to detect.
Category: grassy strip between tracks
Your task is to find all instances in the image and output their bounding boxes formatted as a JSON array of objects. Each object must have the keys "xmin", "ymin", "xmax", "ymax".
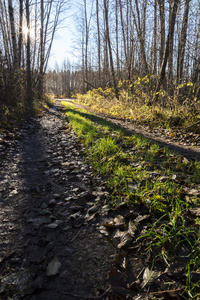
[{"xmin": 62, "ymin": 101, "xmax": 200, "ymax": 299}]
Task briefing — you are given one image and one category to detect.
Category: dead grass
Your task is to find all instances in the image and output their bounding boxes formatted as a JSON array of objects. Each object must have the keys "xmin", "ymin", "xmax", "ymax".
[{"xmin": 74, "ymin": 81, "xmax": 200, "ymax": 132}]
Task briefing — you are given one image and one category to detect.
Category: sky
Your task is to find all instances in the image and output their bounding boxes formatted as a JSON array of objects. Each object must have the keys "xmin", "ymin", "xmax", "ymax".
[
  {"xmin": 48, "ymin": 4, "xmax": 79, "ymax": 70},
  {"xmin": 48, "ymin": 27, "xmax": 74, "ymax": 69}
]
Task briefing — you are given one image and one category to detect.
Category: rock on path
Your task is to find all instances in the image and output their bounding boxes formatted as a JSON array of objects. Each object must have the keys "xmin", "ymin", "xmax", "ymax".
[{"xmin": 0, "ymin": 104, "xmax": 114, "ymax": 299}]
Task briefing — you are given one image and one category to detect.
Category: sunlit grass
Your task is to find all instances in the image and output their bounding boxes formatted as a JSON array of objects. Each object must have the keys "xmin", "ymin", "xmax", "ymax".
[
  {"xmin": 62, "ymin": 101, "xmax": 200, "ymax": 298},
  {"xmin": 74, "ymin": 79, "xmax": 200, "ymax": 131}
]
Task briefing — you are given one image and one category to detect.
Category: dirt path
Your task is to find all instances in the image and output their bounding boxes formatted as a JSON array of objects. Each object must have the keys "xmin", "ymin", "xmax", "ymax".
[
  {"xmin": 0, "ymin": 103, "xmax": 114, "ymax": 299},
  {"xmin": 1, "ymin": 101, "xmax": 198, "ymax": 300}
]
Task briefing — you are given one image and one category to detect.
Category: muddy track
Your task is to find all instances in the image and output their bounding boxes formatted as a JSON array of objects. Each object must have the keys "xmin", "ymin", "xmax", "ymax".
[{"xmin": 70, "ymin": 101, "xmax": 200, "ymax": 161}]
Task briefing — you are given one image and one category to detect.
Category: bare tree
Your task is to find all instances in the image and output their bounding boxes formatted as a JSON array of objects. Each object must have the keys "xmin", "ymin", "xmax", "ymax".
[
  {"xmin": 129, "ymin": 0, "xmax": 148, "ymax": 75},
  {"xmin": 153, "ymin": 0, "xmax": 180, "ymax": 102},
  {"xmin": 26, "ymin": 0, "xmax": 33, "ymax": 102},
  {"xmin": 18, "ymin": 0, "xmax": 23, "ymax": 67},
  {"xmin": 96, "ymin": 0, "xmax": 101, "ymax": 85},
  {"xmin": 176, "ymin": 0, "xmax": 191, "ymax": 85},
  {"xmin": 8, "ymin": 0, "xmax": 18, "ymax": 69},
  {"xmin": 158, "ymin": 0, "xmax": 165, "ymax": 68},
  {"xmin": 104, "ymin": 0, "xmax": 118, "ymax": 97},
  {"xmin": 167, "ymin": 0, "xmax": 174, "ymax": 85},
  {"xmin": 153, "ymin": 0, "xmax": 157, "ymax": 74}
]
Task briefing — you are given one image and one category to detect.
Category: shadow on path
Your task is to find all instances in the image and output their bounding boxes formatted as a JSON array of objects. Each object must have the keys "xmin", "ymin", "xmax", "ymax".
[
  {"xmin": 65, "ymin": 103, "xmax": 200, "ymax": 161},
  {"xmin": 0, "ymin": 106, "xmax": 114, "ymax": 300}
]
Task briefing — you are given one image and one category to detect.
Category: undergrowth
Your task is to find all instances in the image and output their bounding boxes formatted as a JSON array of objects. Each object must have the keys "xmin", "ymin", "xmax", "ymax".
[
  {"xmin": 63, "ymin": 101, "xmax": 200, "ymax": 299},
  {"xmin": 0, "ymin": 94, "xmax": 54, "ymax": 129},
  {"xmin": 74, "ymin": 76, "xmax": 200, "ymax": 131}
]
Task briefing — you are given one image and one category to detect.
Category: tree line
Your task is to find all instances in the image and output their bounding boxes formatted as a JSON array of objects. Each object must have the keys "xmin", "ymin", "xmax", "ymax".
[
  {"xmin": 1, "ymin": 0, "xmax": 199, "ymax": 107},
  {"xmin": 47, "ymin": 0, "xmax": 200, "ymax": 104},
  {"xmin": 0, "ymin": 0, "xmax": 66, "ymax": 116}
]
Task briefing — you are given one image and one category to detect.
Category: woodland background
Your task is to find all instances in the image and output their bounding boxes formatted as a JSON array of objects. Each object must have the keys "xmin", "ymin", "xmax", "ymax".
[{"xmin": 0, "ymin": 0, "xmax": 200, "ymax": 118}]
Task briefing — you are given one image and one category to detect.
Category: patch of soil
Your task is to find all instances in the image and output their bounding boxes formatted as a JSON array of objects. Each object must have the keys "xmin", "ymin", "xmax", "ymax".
[{"xmin": 0, "ymin": 104, "xmax": 114, "ymax": 299}]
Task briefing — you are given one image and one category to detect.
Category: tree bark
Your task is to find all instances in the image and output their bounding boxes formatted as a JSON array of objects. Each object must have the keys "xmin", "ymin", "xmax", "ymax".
[
  {"xmin": 119, "ymin": 0, "xmax": 128, "ymax": 70},
  {"xmin": 153, "ymin": 0, "xmax": 180, "ymax": 102},
  {"xmin": 158, "ymin": 0, "xmax": 165, "ymax": 68},
  {"xmin": 38, "ymin": 0, "xmax": 44, "ymax": 98},
  {"xmin": 129, "ymin": 0, "xmax": 148, "ymax": 75},
  {"xmin": 8, "ymin": 0, "xmax": 18, "ymax": 69},
  {"xmin": 115, "ymin": 0, "xmax": 120, "ymax": 81},
  {"xmin": 153, "ymin": 0, "xmax": 157, "ymax": 74},
  {"xmin": 26, "ymin": 0, "xmax": 33, "ymax": 102},
  {"xmin": 176, "ymin": 0, "xmax": 190, "ymax": 85},
  {"xmin": 96, "ymin": 0, "xmax": 101, "ymax": 86},
  {"xmin": 103, "ymin": 0, "xmax": 118, "ymax": 97},
  {"xmin": 18, "ymin": 0, "xmax": 23, "ymax": 68},
  {"xmin": 167, "ymin": 0, "xmax": 174, "ymax": 85}
]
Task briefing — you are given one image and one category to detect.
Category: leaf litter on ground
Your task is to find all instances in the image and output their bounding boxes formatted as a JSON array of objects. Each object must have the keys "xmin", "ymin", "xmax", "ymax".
[{"xmin": 62, "ymin": 101, "xmax": 200, "ymax": 299}]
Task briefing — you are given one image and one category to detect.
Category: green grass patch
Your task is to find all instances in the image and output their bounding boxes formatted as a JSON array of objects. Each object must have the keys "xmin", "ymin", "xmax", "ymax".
[{"xmin": 62, "ymin": 101, "xmax": 200, "ymax": 298}]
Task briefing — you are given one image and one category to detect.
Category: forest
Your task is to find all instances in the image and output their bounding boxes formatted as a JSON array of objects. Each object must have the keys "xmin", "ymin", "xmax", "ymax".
[
  {"xmin": 1, "ymin": 0, "xmax": 200, "ymax": 117},
  {"xmin": 45, "ymin": 1, "xmax": 200, "ymax": 103},
  {"xmin": 0, "ymin": 0, "xmax": 66, "ymax": 121}
]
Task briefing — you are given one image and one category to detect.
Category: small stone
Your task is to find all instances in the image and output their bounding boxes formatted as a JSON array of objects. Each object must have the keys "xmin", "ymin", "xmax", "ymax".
[
  {"xmin": 53, "ymin": 194, "xmax": 61, "ymax": 199},
  {"xmin": 41, "ymin": 202, "xmax": 48, "ymax": 209},
  {"xmin": 46, "ymin": 223, "xmax": 58, "ymax": 229},
  {"xmin": 55, "ymin": 220, "xmax": 63, "ymax": 225},
  {"xmin": 49, "ymin": 199, "xmax": 56, "ymax": 205}
]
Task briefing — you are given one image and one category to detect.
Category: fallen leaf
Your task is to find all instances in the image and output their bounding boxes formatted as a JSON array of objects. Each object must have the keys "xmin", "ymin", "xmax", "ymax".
[
  {"xmin": 128, "ymin": 220, "xmax": 137, "ymax": 237},
  {"xmin": 88, "ymin": 205, "xmax": 99, "ymax": 214},
  {"xmin": 134, "ymin": 214, "xmax": 150, "ymax": 224},
  {"xmin": 101, "ymin": 204, "xmax": 111, "ymax": 212},
  {"xmin": 141, "ymin": 267, "xmax": 161, "ymax": 289},
  {"xmin": 114, "ymin": 215, "xmax": 125, "ymax": 224},
  {"xmin": 118, "ymin": 232, "xmax": 132, "ymax": 249},
  {"xmin": 114, "ymin": 253, "xmax": 128, "ymax": 270},
  {"xmin": 46, "ymin": 256, "xmax": 61, "ymax": 276},
  {"xmin": 189, "ymin": 207, "xmax": 200, "ymax": 216},
  {"xmin": 188, "ymin": 189, "xmax": 200, "ymax": 196},
  {"xmin": 97, "ymin": 225, "xmax": 109, "ymax": 236}
]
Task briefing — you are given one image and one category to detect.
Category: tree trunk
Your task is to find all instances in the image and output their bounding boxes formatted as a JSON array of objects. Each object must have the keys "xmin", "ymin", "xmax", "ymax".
[
  {"xmin": 38, "ymin": 0, "xmax": 44, "ymax": 99},
  {"xmin": 167, "ymin": 0, "xmax": 174, "ymax": 85},
  {"xmin": 192, "ymin": 5, "xmax": 200, "ymax": 86},
  {"xmin": 103, "ymin": 0, "xmax": 118, "ymax": 97},
  {"xmin": 26, "ymin": 0, "xmax": 33, "ymax": 102},
  {"xmin": 119, "ymin": 0, "xmax": 128, "ymax": 71},
  {"xmin": 0, "ymin": 0, "xmax": 12, "ymax": 67},
  {"xmin": 153, "ymin": 0, "xmax": 157, "ymax": 74},
  {"xmin": 158, "ymin": 0, "xmax": 165, "ymax": 68},
  {"xmin": 8, "ymin": 0, "xmax": 18, "ymax": 69},
  {"xmin": 96, "ymin": 0, "xmax": 101, "ymax": 86},
  {"xmin": 153, "ymin": 0, "xmax": 180, "ymax": 102},
  {"xmin": 115, "ymin": 0, "xmax": 120, "ymax": 81},
  {"xmin": 176, "ymin": 0, "xmax": 190, "ymax": 85},
  {"xmin": 84, "ymin": 0, "xmax": 89, "ymax": 91},
  {"xmin": 129, "ymin": 0, "xmax": 148, "ymax": 75},
  {"xmin": 18, "ymin": 0, "xmax": 23, "ymax": 68}
]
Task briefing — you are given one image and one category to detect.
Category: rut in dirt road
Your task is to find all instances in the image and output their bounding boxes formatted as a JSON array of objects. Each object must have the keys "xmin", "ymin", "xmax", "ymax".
[{"xmin": 0, "ymin": 105, "xmax": 114, "ymax": 300}]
